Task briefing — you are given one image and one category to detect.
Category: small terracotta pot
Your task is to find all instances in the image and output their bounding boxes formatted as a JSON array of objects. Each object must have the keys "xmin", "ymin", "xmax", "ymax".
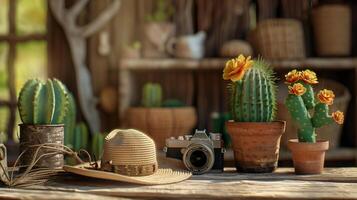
[
  {"xmin": 226, "ymin": 121, "xmax": 286, "ymax": 173},
  {"xmin": 288, "ymin": 139, "xmax": 329, "ymax": 174}
]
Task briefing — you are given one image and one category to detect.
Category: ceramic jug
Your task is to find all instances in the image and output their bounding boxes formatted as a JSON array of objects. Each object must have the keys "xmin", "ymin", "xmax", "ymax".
[{"xmin": 166, "ymin": 31, "xmax": 206, "ymax": 59}]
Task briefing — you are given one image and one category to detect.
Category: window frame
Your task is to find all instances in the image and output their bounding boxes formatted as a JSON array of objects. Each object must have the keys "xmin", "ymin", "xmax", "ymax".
[{"xmin": 0, "ymin": 0, "xmax": 47, "ymax": 141}]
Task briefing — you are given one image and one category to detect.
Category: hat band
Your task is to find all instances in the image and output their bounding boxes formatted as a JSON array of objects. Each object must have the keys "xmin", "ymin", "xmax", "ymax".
[
  {"xmin": 101, "ymin": 161, "xmax": 158, "ymax": 176},
  {"xmin": 113, "ymin": 163, "xmax": 158, "ymax": 176}
]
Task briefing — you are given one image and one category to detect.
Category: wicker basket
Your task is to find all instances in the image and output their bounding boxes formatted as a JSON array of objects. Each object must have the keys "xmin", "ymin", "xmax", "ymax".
[
  {"xmin": 255, "ymin": 19, "xmax": 306, "ymax": 59},
  {"xmin": 19, "ymin": 124, "xmax": 64, "ymax": 169},
  {"xmin": 312, "ymin": 4, "xmax": 351, "ymax": 56},
  {"xmin": 126, "ymin": 107, "xmax": 197, "ymax": 149},
  {"xmin": 278, "ymin": 79, "xmax": 351, "ymax": 149}
]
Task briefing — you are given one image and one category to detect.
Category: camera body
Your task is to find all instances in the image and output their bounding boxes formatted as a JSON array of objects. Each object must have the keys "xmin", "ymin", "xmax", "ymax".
[{"xmin": 164, "ymin": 129, "xmax": 224, "ymax": 174}]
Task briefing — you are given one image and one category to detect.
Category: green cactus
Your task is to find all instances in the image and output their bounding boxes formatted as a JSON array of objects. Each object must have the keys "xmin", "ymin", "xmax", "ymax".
[
  {"xmin": 18, "ymin": 78, "xmax": 69, "ymax": 124},
  {"xmin": 141, "ymin": 83, "xmax": 162, "ymax": 107},
  {"xmin": 73, "ymin": 122, "xmax": 89, "ymax": 151},
  {"xmin": 91, "ymin": 132, "xmax": 106, "ymax": 160},
  {"xmin": 162, "ymin": 99, "xmax": 185, "ymax": 107},
  {"xmin": 64, "ymin": 93, "xmax": 76, "ymax": 148},
  {"xmin": 284, "ymin": 70, "xmax": 340, "ymax": 143},
  {"xmin": 229, "ymin": 59, "xmax": 277, "ymax": 122}
]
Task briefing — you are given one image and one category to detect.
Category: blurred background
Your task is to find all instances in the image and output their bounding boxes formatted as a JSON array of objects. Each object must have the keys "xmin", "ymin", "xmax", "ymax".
[{"xmin": 0, "ymin": 0, "xmax": 356, "ymax": 166}]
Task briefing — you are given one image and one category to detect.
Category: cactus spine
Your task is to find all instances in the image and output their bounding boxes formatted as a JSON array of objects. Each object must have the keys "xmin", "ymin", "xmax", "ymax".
[
  {"xmin": 284, "ymin": 70, "xmax": 343, "ymax": 143},
  {"xmin": 229, "ymin": 59, "xmax": 277, "ymax": 122},
  {"xmin": 18, "ymin": 78, "xmax": 69, "ymax": 124},
  {"xmin": 141, "ymin": 83, "xmax": 162, "ymax": 107}
]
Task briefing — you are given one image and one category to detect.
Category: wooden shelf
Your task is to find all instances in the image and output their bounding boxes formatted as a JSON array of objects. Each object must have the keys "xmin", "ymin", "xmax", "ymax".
[{"xmin": 119, "ymin": 57, "xmax": 357, "ymax": 70}]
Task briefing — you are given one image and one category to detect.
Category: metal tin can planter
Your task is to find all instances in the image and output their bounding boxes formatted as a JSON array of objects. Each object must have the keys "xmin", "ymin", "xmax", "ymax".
[{"xmin": 19, "ymin": 124, "xmax": 64, "ymax": 169}]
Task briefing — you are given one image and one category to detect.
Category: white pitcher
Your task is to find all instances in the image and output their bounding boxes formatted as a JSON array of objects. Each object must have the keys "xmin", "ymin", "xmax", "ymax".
[{"xmin": 166, "ymin": 31, "xmax": 206, "ymax": 59}]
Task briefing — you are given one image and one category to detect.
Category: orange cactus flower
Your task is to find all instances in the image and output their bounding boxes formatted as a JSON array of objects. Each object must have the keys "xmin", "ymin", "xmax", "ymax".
[
  {"xmin": 300, "ymin": 69, "xmax": 318, "ymax": 84},
  {"xmin": 317, "ymin": 89, "xmax": 335, "ymax": 105},
  {"xmin": 332, "ymin": 111, "xmax": 344, "ymax": 125},
  {"xmin": 285, "ymin": 69, "xmax": 301, "ymax": 84},
  {"xmin": 223, "ymin": 54, "xmax": 253, "ymax": 82},
  {"xmin": 288, "ymin": 83, "xmax": 306, "ymax": 96}
]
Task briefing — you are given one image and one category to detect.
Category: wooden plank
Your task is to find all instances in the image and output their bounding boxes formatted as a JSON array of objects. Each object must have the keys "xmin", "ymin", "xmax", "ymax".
[
  {"xmin": 2, "ymin": 168, "xmax": 357, "ymax": 200},
  {"xmin": 119, "ymin": 58, "xmax": 357, "ymax": 70}
]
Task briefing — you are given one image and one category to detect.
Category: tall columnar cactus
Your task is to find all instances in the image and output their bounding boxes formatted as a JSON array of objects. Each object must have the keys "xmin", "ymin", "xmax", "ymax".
[
  {"xmin": 224, "ymin": 56, "xmax": 277, "ymax": 122},
  {"xmin": 73, "ymin": 122, "xmax": 89, "ymax": 151},
  {"xmin": 64, "ymin": 93, "xmax": 76, "ymax": 147},
  {"xmin": 18, "ymin": 78, "xmax": 69, "ymax": 124},
  {"xmin": 141, "ymin": 82, "xmax": 162, "ymax": 107},
  {"xmin": 284, "ymin": 70, "xmax": 345, "ymax": 143},
  {"xmin": 92, "ymin": 132, "xmax": 106, "ymax": 159}
]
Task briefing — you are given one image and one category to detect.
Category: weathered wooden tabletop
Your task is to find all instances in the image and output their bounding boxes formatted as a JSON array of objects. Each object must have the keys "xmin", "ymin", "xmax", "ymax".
[{"xmin": 1, "ymin": 167, "xmax": 357, "ymax": 200}]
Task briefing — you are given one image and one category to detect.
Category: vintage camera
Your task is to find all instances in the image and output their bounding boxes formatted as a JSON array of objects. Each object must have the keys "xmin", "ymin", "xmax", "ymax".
[{"xmin": 164, "ymin": 129, "xmax": 225, "ymax": 174}]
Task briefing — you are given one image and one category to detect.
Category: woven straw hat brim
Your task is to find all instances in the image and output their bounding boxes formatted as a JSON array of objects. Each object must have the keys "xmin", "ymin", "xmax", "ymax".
[{"xmin": 63, "ymin": 162, "xmax": 192, "ymax": 185}]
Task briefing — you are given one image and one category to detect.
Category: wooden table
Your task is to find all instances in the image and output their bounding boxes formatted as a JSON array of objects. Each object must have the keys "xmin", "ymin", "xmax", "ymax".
[{"xmin": 1, "ymin": 168, "xmax": 357, "ymax": 200}]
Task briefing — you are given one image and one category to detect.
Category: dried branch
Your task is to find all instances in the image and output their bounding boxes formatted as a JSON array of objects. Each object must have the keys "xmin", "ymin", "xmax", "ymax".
[
  {"xmin": 81, "ymin": 0, "xmax": 121, "ymax": 37},
  {"xmin": 68, "ymin": 0, "xmax": 90, "ymax": 19}
]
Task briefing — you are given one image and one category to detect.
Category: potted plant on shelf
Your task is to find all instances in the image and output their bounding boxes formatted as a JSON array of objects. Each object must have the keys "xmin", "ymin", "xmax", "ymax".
[
  {"xmin": 285, "ymin": 69, "xmax": 344, "ymax": 174},
  {"xmin": 143, "ymin": 0, "xmax": 175, "ymax": 58},
  {"xmin": 224, "ymin": 55, "xmax": 286, "ymax": 173},
  {"xmin": 126, "ymin": 82, "xmax": 197, "ymax": 149},
  {"xmin": 18, "ymin": 78, "xmax": 70, "ymax": 169}
]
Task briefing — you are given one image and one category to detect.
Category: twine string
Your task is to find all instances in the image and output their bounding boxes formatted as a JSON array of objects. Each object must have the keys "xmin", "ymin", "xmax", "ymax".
[{"xmin": 0, "ymin": 142, "xmax": 92, "ymax": 187}]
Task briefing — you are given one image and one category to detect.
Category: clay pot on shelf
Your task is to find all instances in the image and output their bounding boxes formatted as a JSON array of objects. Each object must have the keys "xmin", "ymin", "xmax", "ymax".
[
  {"xmin": 226, "ymin": 121, "xmax": 286, "ymax": 173},
  {"xmin": 142, "ymin": 22, "xmax": 175, "ymax": 58},
  {"xmin": 126, "ymin": 107, "xmax": 197, "ymax": 149},
  {"xmin": 288, "ymin": 139, "xmax": 329, "ymax": 175}
]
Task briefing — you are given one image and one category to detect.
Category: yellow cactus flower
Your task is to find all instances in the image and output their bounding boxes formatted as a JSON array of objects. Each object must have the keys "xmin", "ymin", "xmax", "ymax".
[
  {"xmin": 332, "ymin": 111, "xmax": 344, "ymax": 125},
  {"xmin": 317, "ymin": 89, "xmax": 335, "ymax": 105},
  {"xmin": 288, "ymin": 83, "xmax": 306, "ymax": 96},
  {"xmin": 223, "ymin": 54, "xmax": 253, "ymax": 82},
  {"xmin": 300, "ymin": 69, "xmax": 318, "ymax": 84},
  {"xmin": 285, "ymin": 69, "xmax": 301, "ymax": 84}
]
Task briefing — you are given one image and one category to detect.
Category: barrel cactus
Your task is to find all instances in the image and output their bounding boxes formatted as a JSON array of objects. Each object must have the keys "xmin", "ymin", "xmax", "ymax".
[
  {"xmin": 73, "ymin": 122, "xmax": 89, "ymax": 151},
  {"xmin": 284, "ymin": 69, "xmax": 345, "ymax": 143},
  {"xmin": 141, "ymin": 82, "xmax": 162, "ymax": 107},
  {"xmin": 92, "ymin": 132, "xmax": 106, "ymax": 159},
  {"xmin": 224, "ymin": 55, "xmax": 277, "ymax": 122},
  {"xmin": 18, "ymin": 78, "xmax": 69, "ymax": 124}
]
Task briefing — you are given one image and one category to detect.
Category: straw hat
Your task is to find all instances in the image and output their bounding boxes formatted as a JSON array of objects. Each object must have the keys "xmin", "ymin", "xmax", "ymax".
[{"xmin": 63, "ymin": 129, "xmax": 191, "ymax": 185}]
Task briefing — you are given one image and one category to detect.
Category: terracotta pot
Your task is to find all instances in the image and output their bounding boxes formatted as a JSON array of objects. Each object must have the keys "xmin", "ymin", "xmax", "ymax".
[
  {"xmin": 19, "ymin": 124, "xmax": 64, "ymax": 169},
  {"xmin": 142, "ymin": 22, "xmax": 175, "ymax": 58},
  {"xmin": 126, "ymin": 107, "xmax": 197, "ymax": 149},
  {"xmin": 288, "ymin": 139, "xmax": 329, "ymax": 174},
  {"xmin": 226, "ymin": 121, "xmax": 286, "ymax": 173}
]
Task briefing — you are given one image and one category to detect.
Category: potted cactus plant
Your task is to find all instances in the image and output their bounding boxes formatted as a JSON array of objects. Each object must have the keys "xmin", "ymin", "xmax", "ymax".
[
  {"xmin": 143, "ymin": 0, "xmax": 175, "ymax": 58},
  {"xmin": 126, "ymin": 82, "xmax": 197, "ymax": 149},
  {"xmin": 284, "ymin": 69, "xmax": 344, "ymax": 174},
  {"xmin": 18, "ymin": 78, "xmax": 70, "ymax": 169},
  {"xmin": 224, "ymin": 55, "xmax": 286, "ymax": 173}
]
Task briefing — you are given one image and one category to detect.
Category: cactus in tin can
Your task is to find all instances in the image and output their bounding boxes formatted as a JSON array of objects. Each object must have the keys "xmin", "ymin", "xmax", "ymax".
[
  {"xmin": 224, "ymin": 55, "xmax": 277, "ymax": 122},
  {"xmin": 284, "ymin": 69, "xmax": 345, "ymax": 143},
  {"xmin": 141, "ymin": 82, "xmax": 162, "ymax": 107},
  {"xmin": 18, "ymin": 78, "xmax": 69, "ymax": 124}
]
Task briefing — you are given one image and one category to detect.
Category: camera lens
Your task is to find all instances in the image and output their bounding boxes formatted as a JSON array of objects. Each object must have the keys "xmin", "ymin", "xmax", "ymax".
[
  {"xmin": 183, "ymin": 143, "xmax": 214, "ymax": 175},
  {"xmin": 190, "ymin": 150, "xmax": 207, "ymax": 168}
]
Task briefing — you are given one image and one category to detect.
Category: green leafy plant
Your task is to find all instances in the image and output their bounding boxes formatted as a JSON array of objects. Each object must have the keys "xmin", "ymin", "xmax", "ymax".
[
  {"xmin": 18, "ymin": 78, "xmax": 69, "ymax": 124},
  {"xmin": 284, "ymin": 69, "xmax": 344, "ymax": 143},
  {"xmin": 224, "ymin": 55, "xmax": 277, "ymax": 122},
  {"xmin": 142, "ymin": 82, "xmax": 162, "ymax": 107},
  {"xmin": 145, "ymin": 0, "xmax": 174, "ymax": 22}
]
